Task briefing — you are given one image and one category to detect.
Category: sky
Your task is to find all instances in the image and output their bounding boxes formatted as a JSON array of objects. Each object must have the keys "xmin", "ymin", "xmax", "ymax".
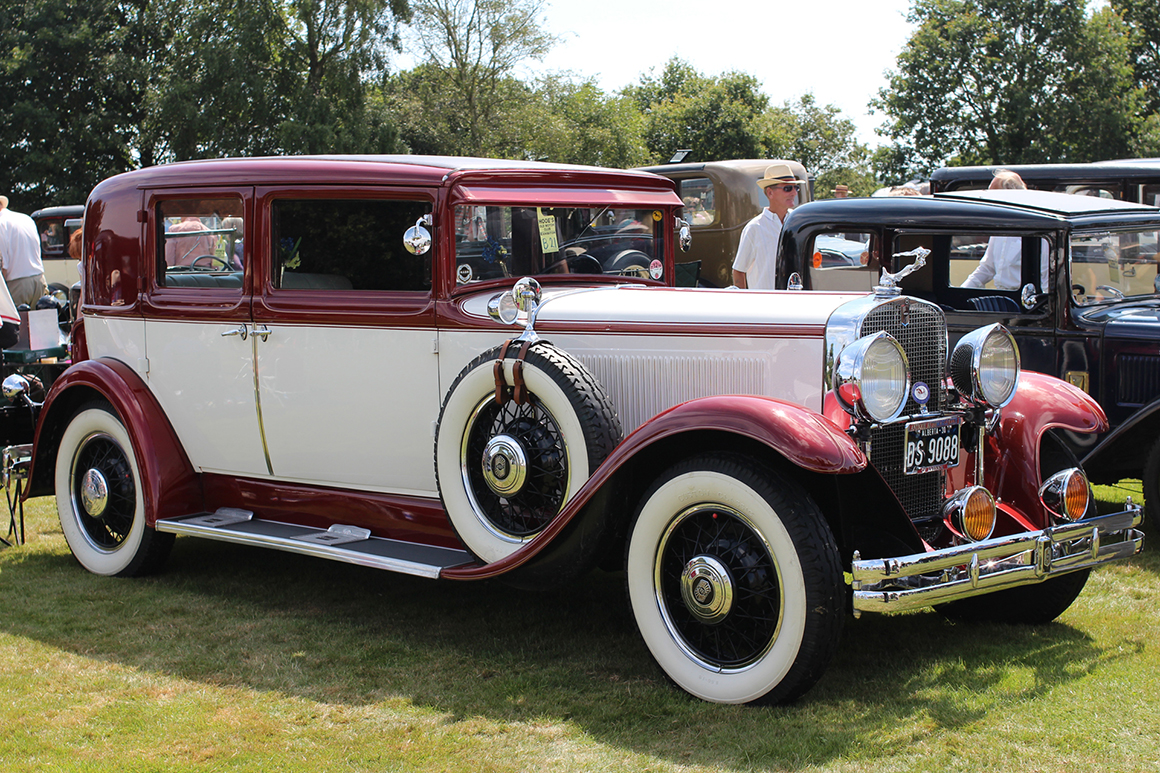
[{"xmin": 530, "ymin": 0, "xmax": 917, "ymax": 147}]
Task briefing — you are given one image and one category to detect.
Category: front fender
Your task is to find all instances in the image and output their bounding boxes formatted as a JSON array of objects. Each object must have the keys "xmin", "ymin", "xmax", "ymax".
[
  {"xmin": 27, "ymin": 358, "xmax": 201, "ymax": 523},
  {"xmin": 988, "ymin": 370, "xmax": 1107, "ymax": 526},
  {"xmin": 442, "ymin": 394, "xmax": 865, "ymax": 579}
]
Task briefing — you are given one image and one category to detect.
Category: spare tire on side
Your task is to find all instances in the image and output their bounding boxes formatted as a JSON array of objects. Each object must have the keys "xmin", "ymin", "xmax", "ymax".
[{"xmin": 435, "ymin": 341, "xmax": 622, "ymax": 564}]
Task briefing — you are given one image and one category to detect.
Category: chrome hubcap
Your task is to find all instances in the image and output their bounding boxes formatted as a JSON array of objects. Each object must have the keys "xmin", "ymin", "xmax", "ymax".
[
  {"xmin": 481, "ymin": 434, "xmax": 529, "ymax": 497},
  {"xmin": 80, "ymin": 468, "xmax": 110, "ymax": 518},
  {"xmin": 680, "ymin": 554, "xmax": 734, "ymax": 624}
]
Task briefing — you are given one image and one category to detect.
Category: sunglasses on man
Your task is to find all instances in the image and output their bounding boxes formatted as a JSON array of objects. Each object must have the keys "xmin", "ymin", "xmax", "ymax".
[{"xmin": 776, "ymin": 184, "xmax": 799, "ymax": 193}]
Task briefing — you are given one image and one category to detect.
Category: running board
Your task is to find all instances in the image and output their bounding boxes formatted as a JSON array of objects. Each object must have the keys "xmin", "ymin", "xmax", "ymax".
[{"xmin": 155, "ymin": 509, "xmax": 473, "ymax": 579}]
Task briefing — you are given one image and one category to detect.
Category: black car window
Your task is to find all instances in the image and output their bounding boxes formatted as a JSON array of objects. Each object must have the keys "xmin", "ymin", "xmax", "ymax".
[
  {"xmin": 270, "ymin": 198, "xmax": 431, "ymax": 292},
  {"xmin": 1071, "ymin": 227, "xmax": 1160, "ymax": 305},
  {"xmin": 807, "ymin": 232, "xmax": 878, "ymax": 292}
]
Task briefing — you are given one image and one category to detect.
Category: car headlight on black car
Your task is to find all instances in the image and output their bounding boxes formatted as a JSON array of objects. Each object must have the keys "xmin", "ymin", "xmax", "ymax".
[
  {"xmin": 950, "ymin": 323, "xmax": 1020, "ymax": 408},
  {"xmin": 834, "ymin": 331, "xmax": 910, "ymax": 423}
]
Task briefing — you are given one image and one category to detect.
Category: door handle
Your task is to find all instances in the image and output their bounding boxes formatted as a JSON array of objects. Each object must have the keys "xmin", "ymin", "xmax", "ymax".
[
  {"xmin": 252, "ymin": 325, "xmax": 272, "ymax": 342},
  {"xmin": 221, "ymin": 324, "xmax": 248, "ymax": 341}
]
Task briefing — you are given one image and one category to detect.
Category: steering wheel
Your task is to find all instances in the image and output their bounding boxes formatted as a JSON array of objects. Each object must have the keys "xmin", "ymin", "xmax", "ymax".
[{"xmin": 191, "ymin": 255, "xmax": 230, "ymax": 270}]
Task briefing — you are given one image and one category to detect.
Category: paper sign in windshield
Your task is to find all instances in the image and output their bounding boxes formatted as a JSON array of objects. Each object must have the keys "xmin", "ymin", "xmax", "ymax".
[{"xmin": 537, "ymin": 208, "xmax": 559, "ymax": 254}]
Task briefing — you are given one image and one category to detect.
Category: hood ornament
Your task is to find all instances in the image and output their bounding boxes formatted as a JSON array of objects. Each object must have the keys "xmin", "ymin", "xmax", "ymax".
[{"xmin": 875, "ymin": 247, "xmax": 930, "ymax": 297}]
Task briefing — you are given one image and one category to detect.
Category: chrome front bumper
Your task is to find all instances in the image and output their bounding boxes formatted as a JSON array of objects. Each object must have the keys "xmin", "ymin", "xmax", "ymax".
[{"xmin": 850, "ymin": 503, "xmax": 1144, "ymax": 614}]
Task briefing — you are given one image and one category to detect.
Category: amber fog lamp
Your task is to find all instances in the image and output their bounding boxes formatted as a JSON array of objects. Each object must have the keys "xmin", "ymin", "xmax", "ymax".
[
  {"xmin": 1039, "ymin": 468, "xmax": 1090, "ymax": 522},
  {"xmin": 950, "ymin": 323, "xmax": 1020, "ymax": 408},
  {"xmin": 943, "ymin": 486, "xmax": 996, "ymax": 542},
  {"xmin": 833, "ymin": 332, "xmax": 910, "ymax": 423}
]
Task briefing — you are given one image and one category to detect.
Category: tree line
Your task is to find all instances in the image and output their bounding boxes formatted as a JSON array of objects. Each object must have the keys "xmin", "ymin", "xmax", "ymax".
[{"xmin": 2, "ymin": 0, "xmax": 1157, "ymax": 211}]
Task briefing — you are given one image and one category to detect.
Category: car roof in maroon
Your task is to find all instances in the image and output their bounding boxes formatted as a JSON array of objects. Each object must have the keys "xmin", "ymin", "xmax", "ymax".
[{"xmin": 93, "ymin": 155, "xmax": 674, "ymax": 191}]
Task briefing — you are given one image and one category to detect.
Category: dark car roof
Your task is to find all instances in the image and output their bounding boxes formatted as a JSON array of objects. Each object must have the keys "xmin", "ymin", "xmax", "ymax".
[
  {"xmin": 783, "ymin": 189, "xmax": 1160, "ymax": 235},
  {"xmin": 94, "ymin": 155, "xmax": 674, "ymax": 192},
  {"xmin": 930, "ymin": 160, "xmax": 1160, "ymax": 189},
  {"xmin": 30, "ymin": 204, "xmax": 85, "ymax": 219}
]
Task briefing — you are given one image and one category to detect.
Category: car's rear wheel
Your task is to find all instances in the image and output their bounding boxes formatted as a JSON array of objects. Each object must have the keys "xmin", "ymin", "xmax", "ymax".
[
  {"xmin": 626, "ymin": 453, "xmax": 844, "ymax": 704},
  {"xmin": 55, "ymin": 402, "xmax": 173, "ymax": 576},
  {"xmin": 435, "ymin": 342, "xmax": 621, "ymax": 563}
]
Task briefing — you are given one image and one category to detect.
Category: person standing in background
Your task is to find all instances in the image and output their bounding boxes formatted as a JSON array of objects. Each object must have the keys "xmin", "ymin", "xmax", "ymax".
[
  {"xmin": 731, "ymin": 164, "xmax": 805, "ymax": 289},
  {"xmin": 0, "ymin": 195, "xmax": 48, "ymax": 307}
]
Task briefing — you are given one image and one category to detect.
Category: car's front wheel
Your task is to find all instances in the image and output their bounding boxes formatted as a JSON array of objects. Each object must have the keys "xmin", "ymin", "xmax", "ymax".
[
  {"xmin": 626, "ymin": 453, "xmax": 844, "ymax": 704},
  {"xmin": 55, "ymin": 402, "xmax": 173, "ymax": 576}
]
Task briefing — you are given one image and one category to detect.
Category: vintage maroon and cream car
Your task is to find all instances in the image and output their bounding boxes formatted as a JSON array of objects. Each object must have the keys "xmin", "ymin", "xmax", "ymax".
[{"xmin": 4, "ymin": 156, "xmax": 1144, "ymax": 705}]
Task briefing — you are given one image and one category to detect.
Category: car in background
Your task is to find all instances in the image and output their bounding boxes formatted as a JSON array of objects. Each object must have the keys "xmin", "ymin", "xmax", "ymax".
[
  {"xmin": 636, "ymin": 159, "xmax": 812, "ymax": 287},
  {"xmin": 30, "ymin": 204, "xmax": 85, "ymax": 295},
  {"xmin": 930, "ymin": 159, "xmax": 1160, "ymax": 206},
  {"xmin": 777, "ymin": 188, "xmax": 1160, "ymax": 525}
]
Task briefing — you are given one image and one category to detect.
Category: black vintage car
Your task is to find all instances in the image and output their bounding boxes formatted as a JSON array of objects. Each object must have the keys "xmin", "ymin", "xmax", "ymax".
[
  {"xmin": 777, "ymin": 188, "xmax": 1160, "ymax": 523},
  {"xmin": 930, "ymin": 159, "xmax": 1160, "ymax": 206}
]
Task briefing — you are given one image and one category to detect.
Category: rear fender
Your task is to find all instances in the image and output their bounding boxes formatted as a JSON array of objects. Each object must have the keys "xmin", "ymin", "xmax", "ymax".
[
  {"xmin": 442, "ymin": 394, "xmax": 866, "ymax": 579},
  {"xmin": 27, "ymin": 358, "xmax": 201, "ymax": 523}
]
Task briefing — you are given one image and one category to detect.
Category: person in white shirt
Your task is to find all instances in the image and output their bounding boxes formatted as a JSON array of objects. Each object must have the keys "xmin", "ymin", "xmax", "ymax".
[
  {"xmin": 962, "ymin": 170, "xmax": 1050, "ymax": 292},
  {"xmin": 732, "ymin": 164, "xmax": 804, "ymax": 289},
  {"xmin": 0, "ymin": 195, "xmax": 48, "ymax": 307}
]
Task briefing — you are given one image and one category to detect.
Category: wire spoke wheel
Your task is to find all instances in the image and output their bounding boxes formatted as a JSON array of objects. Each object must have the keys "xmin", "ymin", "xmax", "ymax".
[
  {"xmin": 658, "ymin": 505, "xmax": 782, "ymax": 669},
  {"xmin": 463, "ymin": 395, "xmax": 568, "ymax": 538},
  {"xmin": 70, "ymin": 431, "xmax": 137, "ymax": 550}
]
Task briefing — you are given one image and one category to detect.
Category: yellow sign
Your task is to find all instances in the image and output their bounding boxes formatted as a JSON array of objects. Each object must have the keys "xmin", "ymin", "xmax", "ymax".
[{"xmin": 537, "ymin": 208, "xmax": 559, "ymax": 254}]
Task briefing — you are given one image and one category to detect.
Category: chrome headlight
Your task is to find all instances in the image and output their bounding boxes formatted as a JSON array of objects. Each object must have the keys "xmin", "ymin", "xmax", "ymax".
[
  {"xmin": 1039, "ymin": 467, "xmax": 1091, "ymax": 522},
  {"xmin": 833, "ymin": 332, "xmax": 910, "ymax": 423},
  {"xmin": 950, "ymin": 323, "xmax": 1020, "ymax": 408}
]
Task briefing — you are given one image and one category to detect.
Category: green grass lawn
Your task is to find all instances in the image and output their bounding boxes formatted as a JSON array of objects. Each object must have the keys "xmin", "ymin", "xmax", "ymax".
[{"xmin": 1, "ymin": 482, "xmax": 1157, "ymax": 772}]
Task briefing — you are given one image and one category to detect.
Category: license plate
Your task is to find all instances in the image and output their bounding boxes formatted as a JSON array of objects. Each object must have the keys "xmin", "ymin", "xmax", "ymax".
[{"xmin": 904, "ymin": 416, "xmax": 961, "ymax": 475}]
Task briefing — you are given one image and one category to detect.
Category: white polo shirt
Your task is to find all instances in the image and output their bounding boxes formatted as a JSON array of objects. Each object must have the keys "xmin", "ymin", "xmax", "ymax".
[
  {"xmin": 732, "ymin": 209, "xmax": 785, "ymax": 290},
  {"xmin": 0, "ymin": 207, "xmax": 45, "ymax": 281}
]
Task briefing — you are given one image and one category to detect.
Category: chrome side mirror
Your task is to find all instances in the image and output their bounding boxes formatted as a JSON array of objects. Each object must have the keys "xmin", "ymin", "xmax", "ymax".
[
  {"xmin": 2, "ymin": 374, "xmax": 43, "ymax": 409},
  {"xmin": 1020, "ymin": 283, "xmax": 1041, "ymax": 310},
  {"xmin": 487, "ymin": 277, "xmax": 543, "ymax": 342},
  {"xmin": 403, "ymin": 214, "xmax": 433, "ymax": 255}
]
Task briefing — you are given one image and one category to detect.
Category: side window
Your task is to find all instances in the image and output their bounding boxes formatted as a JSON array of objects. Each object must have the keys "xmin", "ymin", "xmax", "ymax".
[
  {"xmin": 157, "ymin": 197, "xmax": 244, "ymax": 292},
  {"xmin": 1057, "ymin": 183, "xmax": 1122, "ymax": 200},
  {"xmin": 808, "ymin": 232, "xmax": 878, "ymax": 292},
  {"xmin": 955, "ymin": 234, "xmax": 1049, "ymax": 294},
  {"xmin": 271, "ymin": 198, "xmax": 431, "ymax": 292},
  {"xmin": 678, "ymin": 178, "xmax": 715, "ymax": 226},
  {"xmin": 1142, "ymin": 185, "xmax": 1160, "ymax": 208}
]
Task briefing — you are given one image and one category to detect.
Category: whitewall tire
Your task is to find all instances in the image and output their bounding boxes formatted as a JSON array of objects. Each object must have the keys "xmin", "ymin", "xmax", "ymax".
[
  {"xmin": 435, "ymin": 342, "xmax": 621, "ymax": 564},
  {"xmin": 55, "ymin": 402, "xmax": 173, "ymax": 576},
  {"xmin": 626, "ymin": 453, "xmax": 844, "ymax": 704}
]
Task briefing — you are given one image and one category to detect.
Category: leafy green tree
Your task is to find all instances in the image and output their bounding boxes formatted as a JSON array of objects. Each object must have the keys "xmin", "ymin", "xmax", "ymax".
[
  {"xmin": 625, "ymin": 59, "xmax": 770, "ymax": 163},
  {"xmin": 515, "ymin": 77, "xmax": 650, "ymax": 168},
  {"xmin": 148, "ymin": 0, "xmax": 409, "ymax": 160},
  {"xmin": 405, "ymin": 0, "xmax": 556, "ymax": 154},
  {"xmin": 875, "ymin": 0, "xmax": 1145, "ymax": 172},
  {"xmin": 1112, "ymin": 0, "xmax": 1160, "ymax": 115},
  {"xmin": 0, "ymin": 0, "xmax": 157, "ymax": 207}
]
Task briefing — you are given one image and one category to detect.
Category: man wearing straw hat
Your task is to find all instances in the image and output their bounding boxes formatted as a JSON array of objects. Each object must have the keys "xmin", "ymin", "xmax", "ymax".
[
  {"xmin": 0, "ymin": 195, "xmax": 48, "ymax": 308},
  {"xmin": 731, "ymin": 163, "xmax": 805, "ymax": 289}
]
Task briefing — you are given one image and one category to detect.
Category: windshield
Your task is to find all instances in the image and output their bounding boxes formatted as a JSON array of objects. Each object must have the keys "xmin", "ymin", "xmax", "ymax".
[
  {"xmin": 453, "ymin": 205, "xmax": 665, "ymax": 285},
  {"xmin": 1071, "ymin": 226, "xmax": 1160, "ymax": 305}
]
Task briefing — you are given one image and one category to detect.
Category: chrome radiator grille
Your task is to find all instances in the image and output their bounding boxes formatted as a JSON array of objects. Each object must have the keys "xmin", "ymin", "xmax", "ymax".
[{"xmin": 861, "ymin": 299, "xmax": 948, "ymax": 523}]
